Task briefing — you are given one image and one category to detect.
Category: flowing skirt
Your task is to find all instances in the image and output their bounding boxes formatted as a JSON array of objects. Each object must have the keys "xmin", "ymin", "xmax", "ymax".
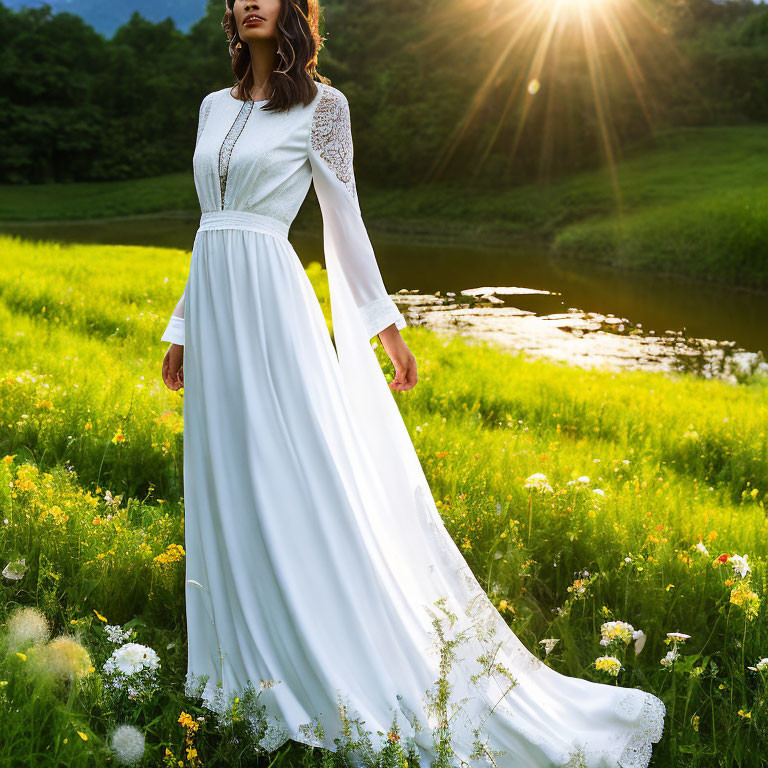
[{"xmin": 181, "ymin": 209, "xmax": 666, "ymax": 768}]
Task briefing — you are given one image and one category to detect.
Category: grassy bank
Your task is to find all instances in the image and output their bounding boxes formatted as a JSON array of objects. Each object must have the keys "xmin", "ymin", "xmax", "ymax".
[
  {"xmin": 2, "ymin": 126, "xmax": 768, "ymax": 290},
  {"xmin": 0, "ymin": 236, "xmax": 766, "ymax": 765}
]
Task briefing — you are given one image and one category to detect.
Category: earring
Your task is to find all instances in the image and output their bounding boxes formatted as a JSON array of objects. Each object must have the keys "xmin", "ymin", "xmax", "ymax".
[{"xmin": 235, "ymin": 41, "xmax": 242, "ymax": 49}]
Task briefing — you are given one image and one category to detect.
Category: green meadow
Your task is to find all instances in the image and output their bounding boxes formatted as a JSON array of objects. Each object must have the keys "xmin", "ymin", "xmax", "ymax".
[
  {"xmin": 0, "ymin": 233, "xmax": 767, "ymax": 766},
  {"xmin": 3, "ymin": 126, "xmax": 768, "ymax": 290}
]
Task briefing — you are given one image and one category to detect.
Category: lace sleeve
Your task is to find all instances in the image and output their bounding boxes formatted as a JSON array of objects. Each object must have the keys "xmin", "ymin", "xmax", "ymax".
[
  {"xmin": 196, "ymin": 92, "xmax": 214, "ymax": 144},
  {"xmin": 307, "ymin": 84, "xmax": 406, "ymax": 340},
  {"xmin": 160, "ymin": 93, "xmax": 214, "ymax": 346}
]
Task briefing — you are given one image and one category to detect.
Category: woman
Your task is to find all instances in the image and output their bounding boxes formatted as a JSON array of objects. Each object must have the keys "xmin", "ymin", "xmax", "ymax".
[{"xmin": 160, "ymin": 1, "xmax": 666, "ymax": 765}]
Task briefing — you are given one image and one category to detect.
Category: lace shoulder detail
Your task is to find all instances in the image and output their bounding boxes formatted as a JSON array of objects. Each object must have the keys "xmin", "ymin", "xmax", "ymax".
[
  {"xmin": 309, "ymin": 84, "xmax": 358, "ymax": 202},
  {"xmin": 196, "ymin": 92, "xmax": 215, "ymax": 145}
]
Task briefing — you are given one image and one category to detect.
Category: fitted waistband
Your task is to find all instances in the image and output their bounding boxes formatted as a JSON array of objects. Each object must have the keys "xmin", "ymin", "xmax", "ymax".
[{"xmin": 198, "ymin": 210, "xmax": 290, "ymax": 240}]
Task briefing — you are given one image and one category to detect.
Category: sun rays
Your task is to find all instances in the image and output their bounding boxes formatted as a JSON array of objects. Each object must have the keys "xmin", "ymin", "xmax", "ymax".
[{"xmin": 414, "ymin": 0, "xmax": 683, "ymax": 198}]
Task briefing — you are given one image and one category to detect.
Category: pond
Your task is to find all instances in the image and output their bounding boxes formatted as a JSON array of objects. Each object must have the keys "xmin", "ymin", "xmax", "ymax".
[{"xmin": 2, "ymin": 212, "xmax": 766, "ymax": 377}]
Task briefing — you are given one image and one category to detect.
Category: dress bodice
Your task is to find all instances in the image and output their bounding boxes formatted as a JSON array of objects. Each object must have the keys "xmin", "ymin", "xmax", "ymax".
[
  {"xmin": 160, "ymin": 80, "xmax": 407, "ymax": 347},
  {"xmin": 193, "ymin": 86, "xmax": 320, "ymax": 225}
]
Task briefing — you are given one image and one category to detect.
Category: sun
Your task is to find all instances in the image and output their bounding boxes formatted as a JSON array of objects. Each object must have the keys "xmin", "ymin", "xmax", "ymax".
[{"xmin": 545, "ymin": 0, "xmax": 619, "ymax": 12}]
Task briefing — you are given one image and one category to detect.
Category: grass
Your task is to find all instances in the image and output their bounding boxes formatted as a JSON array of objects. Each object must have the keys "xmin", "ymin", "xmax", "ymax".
[
  {"xmin": 0, "ymin": 234, "xmax": 767, "ymax": 766},
  {"xmin": 2, "ymin": 125, "xmax": 768, "ymax": 288}
]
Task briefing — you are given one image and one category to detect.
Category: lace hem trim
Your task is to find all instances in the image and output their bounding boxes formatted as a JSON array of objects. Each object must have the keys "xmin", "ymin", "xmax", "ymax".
[
  {"xmin": 615, "ymin": 690, "xmax": 666, "ymax": 768},
  {"xmin": 183, "ymin": 670, "xmax": 666, "ymax": 767}
]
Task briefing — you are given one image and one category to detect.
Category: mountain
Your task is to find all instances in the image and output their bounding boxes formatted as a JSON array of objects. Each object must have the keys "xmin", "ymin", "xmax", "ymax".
[{"xmin": 3, "ymin": 0, "xmax": 208, "ymax": 37}]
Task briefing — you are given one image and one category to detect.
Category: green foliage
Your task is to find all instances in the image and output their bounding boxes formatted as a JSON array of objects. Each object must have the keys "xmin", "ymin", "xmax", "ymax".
[
  {"xmin": 6, "ymin": 0, "xmax": 768, "ymax": 189},
  {"xmin": 1, "ymin": 200, "xmax": 768, "ymax": 764}
]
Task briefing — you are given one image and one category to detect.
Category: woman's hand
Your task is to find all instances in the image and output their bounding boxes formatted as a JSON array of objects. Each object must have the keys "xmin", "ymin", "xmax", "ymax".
[
  {"xmin": 162, "ymin": 343, "xmax": 185, "ymax": 391},
  {"xmin": 378, "ymin": 325, "xmax": 417, "ymax": 392}
]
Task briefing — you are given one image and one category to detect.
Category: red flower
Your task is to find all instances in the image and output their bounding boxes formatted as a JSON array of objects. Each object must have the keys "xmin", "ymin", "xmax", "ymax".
[{"xmin": 716, "ymin": 553, "xmax": 729, "ymax": 563}]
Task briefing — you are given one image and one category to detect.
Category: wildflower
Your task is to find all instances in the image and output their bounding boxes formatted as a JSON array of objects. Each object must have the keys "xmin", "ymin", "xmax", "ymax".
[
  {"xmin": 738, "ymin": 709, "xmax": 751, "ymax": 719},
  {"xmin": 666, "ymin": 632, "xmax": 691, "ymax": 643},
  {"xmin": 728, "ymin": 554, "xmax": 751, "ymax": 579},
  {"xmin": 40, "ymin": 505, "xmax": 69, "ymax": 524},
  {"xmin": 6, "ymin": 606, "xmax": 51, "ymax": 651},
  {"xmin": 93, "ymin": 609, "xmax": 108, "ymax": 623},
  {"xmin": 660, "ymin": 647, "xmax": 680, "ymax": 667},
  {"xmin": 594, "ymin": 656, "xmax": 622, "ymax": 676},
  {"xmin": 14, "ymin": 465, "xmax": 38, "ymax": 492},
  {"xmin": 539, "ymin": 638, "xmax": 559, "ymax": 655},
  {"xmin": 747, "ymin": 658, "xmax": 768, "ymax": 671},
  {"xmin": 524, "ymin": 473, "xmax": 553, "ymax": 493},
  {"xmin": 104, "ymin": 489, "xmax": 122, "ymax": 507},
  {"xmin": 154, "ymin": 543, "xmax": 186, "ymax": 567},
  {"xmin": 729, "ymin": 581, "xmax": 760, "ymax": 620},
  {"xmin": 593, "ymin": 488, "xmax": 605, "ymax": 497},
  {"xmin": 77, "ymin": 731, "xmax": 88, "ymax": 741},
  {"xmin": 714, "ymin": 553, "xmax": 730, "ymax": 566},
  {"xmin": 105, "ymin": 643, "xmax": 160, "ymax": 676},
  {"xmin": 109, "ymin": 724, "xmax": 146, "ymax": 765},
  {"xmin": 2, "ymin": 557, "xmax": 28, "ymax": 581},
  {"xmin": 105, "ymin": 624, "xmax": 132, "ymax": 644},
  {"xmin": 103, "ymin": 643, "xmax": 161, "ymax": 699},
  {"xmin": 695, "ymin": 541, "xmax": 709, "ymax": 555},
  {"xmin": 599, "ymin": 621, "xmax": 635, "ymax": 647},
  {"xmin": 497, "ymin": 599, "xmax": 513, "ymax": 613},
  {"xmin": 178, "ymin": 711, "xmax": 197, "ymax": 729}
]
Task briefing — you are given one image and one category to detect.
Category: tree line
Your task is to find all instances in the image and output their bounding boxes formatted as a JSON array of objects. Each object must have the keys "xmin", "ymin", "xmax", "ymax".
[{"xmin": 1, "ymin": 0, "xmax": 767, "ymax": 188}]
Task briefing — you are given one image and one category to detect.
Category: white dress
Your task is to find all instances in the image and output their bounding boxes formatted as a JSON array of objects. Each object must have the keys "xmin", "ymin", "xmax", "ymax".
[{"xmin": 160, "ymin": 81, "xmax": 666, "ymax": 768}]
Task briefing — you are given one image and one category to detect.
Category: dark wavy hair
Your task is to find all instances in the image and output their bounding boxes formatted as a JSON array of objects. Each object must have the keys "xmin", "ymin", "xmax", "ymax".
[{"xmin": 223, "ymin": 0, "xmax": 330, "ymax": 111}]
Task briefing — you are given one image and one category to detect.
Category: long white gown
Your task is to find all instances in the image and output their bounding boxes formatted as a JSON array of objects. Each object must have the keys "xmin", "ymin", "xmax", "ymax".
[{"xmin": 160, "ymin": 81, "xmax": 666, "ymax": 767}]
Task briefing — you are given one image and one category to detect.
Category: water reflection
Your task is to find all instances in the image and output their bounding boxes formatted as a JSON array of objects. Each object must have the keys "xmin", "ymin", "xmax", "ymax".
[
  {"xmin": 1, "ymin": 213, "xmax": 766, "ymax": 361},
  {"xmin": 394, "ymin": 289, "xmax": 766, "ymax": 381}
]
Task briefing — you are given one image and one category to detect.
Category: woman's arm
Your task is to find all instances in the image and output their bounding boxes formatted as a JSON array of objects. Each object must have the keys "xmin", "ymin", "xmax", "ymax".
[
  {"xmin": 159, "ymin": 92, "xmax": 215, "ymax": 348},
  {"xmin": 307, "ymin": 84, "xmax": 416, "ymax": 390}
]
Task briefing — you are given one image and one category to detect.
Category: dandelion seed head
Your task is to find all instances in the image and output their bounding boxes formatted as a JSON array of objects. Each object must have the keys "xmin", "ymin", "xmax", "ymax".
[
  {"xmin": 37, "ymin": 635, "xmax": 93, "ymax": 680},
  {"xmin": 6, "ymin": 606, "xmax": 51, "ymax": 651},
  {"xmin": 109, "ymin": 724, "xmax": 146, "ymax": 764}
]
